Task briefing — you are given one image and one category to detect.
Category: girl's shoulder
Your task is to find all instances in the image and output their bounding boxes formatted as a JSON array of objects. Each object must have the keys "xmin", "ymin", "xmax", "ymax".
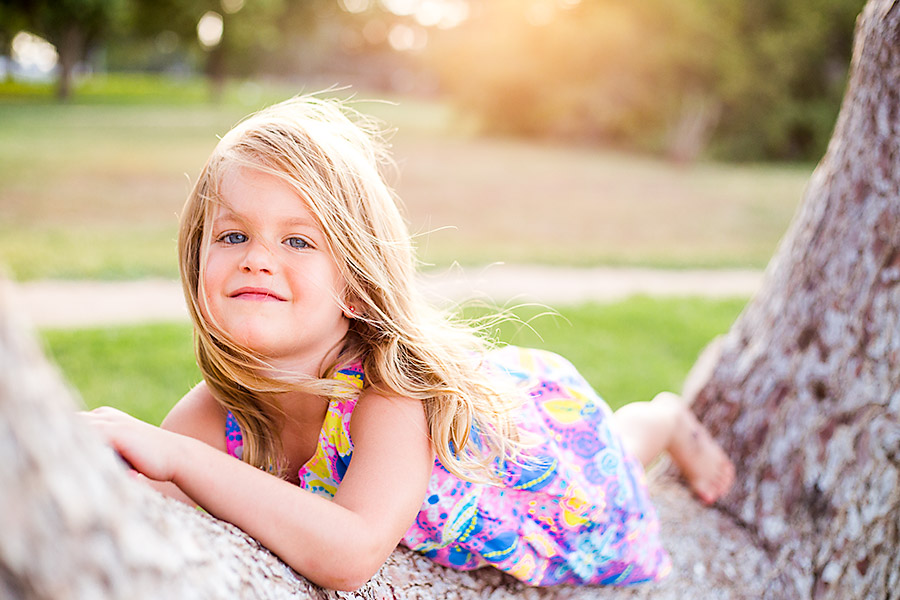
[
  {"xmin": 341, "ymin": 358, "xmax": 422, "ymax": 434},
  {"xmin": 334, "ymin": 357, "xmax": 427, "ymax": 451},
  {"xmin": 162, "ymin": 381, "xmax": 229, "ymax": 453},
  {"xmin": 300, "ymin": 358, "xmax": 431, "ymax": 498},
  {"xmin": 335, "ymin": 358, "xmax": 426, "ymax": 433}
]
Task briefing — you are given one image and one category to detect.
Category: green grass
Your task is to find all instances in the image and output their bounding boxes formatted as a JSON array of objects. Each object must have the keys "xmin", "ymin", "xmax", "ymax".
[
  {"xmin": 0, "ymin": 74, "xmax": 811, "ymax": 279},
  {"xmin": 0, "ymin": 74, "xmax": 214, "ymax": 105},
  {"xmin": 475, "ymin": 296, "xmax": 746, "ymax": 410},
  {"xmin": 40, "ymin": 296, "xmax": 747, "ymax": 425},
  {"xmin": 41, "ymin": 322, "xmax": 200, "ymax": 425}
]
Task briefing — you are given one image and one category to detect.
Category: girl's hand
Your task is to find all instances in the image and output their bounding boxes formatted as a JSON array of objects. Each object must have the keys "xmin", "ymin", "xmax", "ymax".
[{"xmin": 81, "ymin": 406, "xmax": 181, "ymax": 483}]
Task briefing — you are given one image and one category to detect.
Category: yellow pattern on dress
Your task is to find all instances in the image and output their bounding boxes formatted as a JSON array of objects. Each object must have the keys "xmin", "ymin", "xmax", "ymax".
[{"xmin": 299, "ymin": 366, "xmax": 366, "ymax": 498}]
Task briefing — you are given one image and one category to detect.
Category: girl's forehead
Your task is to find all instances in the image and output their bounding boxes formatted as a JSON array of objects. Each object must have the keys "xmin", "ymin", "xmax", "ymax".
[
  {"xmin": 219, "ymin": 163, "xmax": 287, "ymax": 193},
  {"xmin": 213, "ymin": 165, "xmax": 318, "ymax": 221}
]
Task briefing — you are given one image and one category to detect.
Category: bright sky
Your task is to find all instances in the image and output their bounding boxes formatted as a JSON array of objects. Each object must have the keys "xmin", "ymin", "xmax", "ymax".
[
  {"xmin": 11, "ymin": 31, "xmax": 58, "ymax": 72},
  {"xmin": 341, "ymin": 0, "xmax": 470, "ymax": 29},
  {"xmin": 197, "ymin": 11, "xmax": 225, "ymax": 48}
]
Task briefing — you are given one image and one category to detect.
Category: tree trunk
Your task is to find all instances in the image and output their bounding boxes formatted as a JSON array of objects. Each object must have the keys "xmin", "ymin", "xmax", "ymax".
[
  {"xmin": 54, "ymin": 25, "xmax": 83, "ymax": 101},
  {"xmin": 1, "ymin": 0, "xmax": 898, "ymax": 598},
  {"xmin": 206, "ymin": 42, "xmax": 226, "ymax": 104},
  {"xmin": 691, "ymin": 0, "xmax": 900, "ymax": 597},
  {"xmin": 205, "ymin": 14, "xmax": 231, "ymax": 105}
]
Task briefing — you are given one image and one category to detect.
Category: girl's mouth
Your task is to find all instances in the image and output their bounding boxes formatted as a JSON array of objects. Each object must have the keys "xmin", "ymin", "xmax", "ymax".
[{"xmin": 229, "ymin": 287, "xmax": 287, "ymax": 301}]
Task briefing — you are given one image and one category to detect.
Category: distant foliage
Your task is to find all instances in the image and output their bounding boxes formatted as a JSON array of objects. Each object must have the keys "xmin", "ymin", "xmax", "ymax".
[{"xmin": 427, "ymin": 0, "xmax": 866, "ymax": 161}]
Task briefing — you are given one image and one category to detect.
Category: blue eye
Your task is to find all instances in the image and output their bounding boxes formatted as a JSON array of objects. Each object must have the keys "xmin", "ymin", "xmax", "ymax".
[
  {"xmin": 286, "ymin": 237, "xmax": 310, "ymax": 249},
  {"xmin": 221, "ymin": 232, "xmax": 247, "ymax": 244}
]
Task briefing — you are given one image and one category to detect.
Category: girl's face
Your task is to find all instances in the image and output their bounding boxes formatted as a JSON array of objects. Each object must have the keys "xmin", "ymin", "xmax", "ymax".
[{"xmin": 201, "ymin": 166, "xmax": 351, "ymax": 374}]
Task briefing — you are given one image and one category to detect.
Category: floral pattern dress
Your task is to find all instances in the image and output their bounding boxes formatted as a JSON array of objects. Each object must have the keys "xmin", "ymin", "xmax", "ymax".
[{"xmin": 225, "ymin": 345, "xmax": 671, "ymax": 586}]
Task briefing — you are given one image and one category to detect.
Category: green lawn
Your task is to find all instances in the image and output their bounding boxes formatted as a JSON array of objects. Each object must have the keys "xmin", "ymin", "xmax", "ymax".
[
  {"xmin": 1, "ymin": 75, "xmax": 811, "ymax": 279},
  {"xmin": 41, "ymin": 296, "xmax": 747, "ymax": 425},
  {"xmin": 42, "ymin": 322, "xmax": 200, "ymax": 425}
]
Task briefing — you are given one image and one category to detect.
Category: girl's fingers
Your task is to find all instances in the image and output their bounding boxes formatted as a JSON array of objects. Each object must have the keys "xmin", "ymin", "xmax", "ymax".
[{"xmin": 78, "ymin": 407, "xmax": 174, "ymax": 482}]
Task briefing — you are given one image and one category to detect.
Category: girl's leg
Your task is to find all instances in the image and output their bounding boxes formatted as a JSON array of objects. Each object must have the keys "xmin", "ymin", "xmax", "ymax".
[{"xmin": 612, "ymin": 392, "xmax": 735, "ymax": 504}]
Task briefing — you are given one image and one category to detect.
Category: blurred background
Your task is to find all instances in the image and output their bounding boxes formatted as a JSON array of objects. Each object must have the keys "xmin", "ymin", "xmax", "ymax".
[
  {"xmin": 0, "ymin": 0, "xmax": 867, "ymax": 279},
  {"xmin": 0, "ymin": 0, "xmax": 868, "ymax": 416}
]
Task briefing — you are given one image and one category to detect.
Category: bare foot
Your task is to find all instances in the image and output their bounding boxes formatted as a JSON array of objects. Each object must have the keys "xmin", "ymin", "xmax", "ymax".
[{"xmin": 652, "ymin": 392, "xmax": 735, "ymax": 504}]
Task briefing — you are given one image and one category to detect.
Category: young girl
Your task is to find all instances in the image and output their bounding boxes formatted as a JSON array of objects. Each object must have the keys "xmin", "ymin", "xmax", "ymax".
[{"xmin": 86, "ymin": 95, "xmax": 734, "ymax": 591}]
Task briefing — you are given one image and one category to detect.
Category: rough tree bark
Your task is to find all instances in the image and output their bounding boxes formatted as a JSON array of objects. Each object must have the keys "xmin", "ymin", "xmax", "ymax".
[
  {"xmin": 692, "ymin": 0, "xmax": 900, "ymax": 596},
  {"xmin": 1, "ymin": 0, "xmax": 898, "ymax": 598}
]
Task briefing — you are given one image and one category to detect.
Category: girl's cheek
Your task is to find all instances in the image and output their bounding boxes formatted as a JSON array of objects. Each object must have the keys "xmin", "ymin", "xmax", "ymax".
[
  {"xmin": 196, "ymin": 275, "xmax": 215, "ymax": 324},
  {"xmin": 199, "ymin": 290, "xmax": 218, "ymax": 325},
  {"xmin": 198, "ymin": 300, "xmax": 211, "ymax": 323}
]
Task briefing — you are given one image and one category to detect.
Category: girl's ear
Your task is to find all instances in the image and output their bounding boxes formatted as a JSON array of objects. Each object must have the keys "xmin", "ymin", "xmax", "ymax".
[{"xmin": 342, "ymin": 293, "xmax": 363, "ymax": 320}]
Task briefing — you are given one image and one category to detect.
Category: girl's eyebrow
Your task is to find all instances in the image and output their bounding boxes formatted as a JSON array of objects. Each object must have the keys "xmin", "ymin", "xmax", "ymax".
[
  {"xmin": 211, "ymin": 209, "xmax": 319, "ymax": 230},
  {"xmin": 283, "ymin": 216, "xmax": 320, "ymax": 229},
  {"xmin": 210, "ymin": 206, "xmax": 243, "ymax": 224}
]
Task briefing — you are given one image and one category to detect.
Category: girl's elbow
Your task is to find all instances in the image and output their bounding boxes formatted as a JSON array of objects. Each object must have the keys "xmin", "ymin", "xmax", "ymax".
[
  {"xmin": 300, "ymin": 542, "xmax": 388, "ymax": 591},
  {"xmin": 310, "ymin": 563, "xmax": 380, "ymax": 592},
  {"xmin": 335, "ymin": 551, "xmax": 387, "ymax": 591},
  {"xmin": 324, "ymin": 571, "xmax": 376, "ymax": 592}
]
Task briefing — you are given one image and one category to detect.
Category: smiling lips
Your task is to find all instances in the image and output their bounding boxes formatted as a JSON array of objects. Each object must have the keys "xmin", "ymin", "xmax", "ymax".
[{"xmin": 229, "ymin": 287, "xmax": 287, "ymax": 301}]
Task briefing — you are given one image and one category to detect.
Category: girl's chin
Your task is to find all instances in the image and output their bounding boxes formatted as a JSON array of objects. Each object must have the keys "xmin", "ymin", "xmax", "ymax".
[
  {"xmin": 242, "ymin": 339, "xmax": 288, "ymax": 357},
  {"xmin": 235, "ymin": 335, "xmax": 318, "ymax": 366},
  {"xmin": 230, "ymin": 331, "xmax": 289, "ymax": 357}
]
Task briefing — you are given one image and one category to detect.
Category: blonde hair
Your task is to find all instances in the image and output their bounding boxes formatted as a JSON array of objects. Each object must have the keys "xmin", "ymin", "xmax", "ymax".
[{"xmin": 178, "ymin": 95, "xmax": 526, "ymax": 481}]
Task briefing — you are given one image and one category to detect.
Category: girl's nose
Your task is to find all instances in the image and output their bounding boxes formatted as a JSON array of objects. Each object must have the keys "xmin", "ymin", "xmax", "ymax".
[{"xmin": 240, "ymin": 240, "xmax": 276, "ymax": 274}]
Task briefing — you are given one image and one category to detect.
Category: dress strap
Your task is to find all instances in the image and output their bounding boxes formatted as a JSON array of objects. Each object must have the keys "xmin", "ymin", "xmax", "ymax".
[{"xmin": 223, "ymin": 360, "xmax": 366, "ymax": 463}]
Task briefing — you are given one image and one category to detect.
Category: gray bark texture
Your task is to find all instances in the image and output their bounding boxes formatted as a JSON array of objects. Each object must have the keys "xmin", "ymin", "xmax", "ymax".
[
  {"xmin": 1, "ymin": 1, "xmax": 898, "ymax": 598},
  {"xmin": 692, "ymin": 0, "xmax": 900, "ymax": 597}
]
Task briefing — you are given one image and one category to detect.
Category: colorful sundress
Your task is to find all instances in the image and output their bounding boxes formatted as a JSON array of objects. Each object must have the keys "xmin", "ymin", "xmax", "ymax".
[{"xmin": 225, "ymin": 346, "xmax": 671, "ymax": 586}]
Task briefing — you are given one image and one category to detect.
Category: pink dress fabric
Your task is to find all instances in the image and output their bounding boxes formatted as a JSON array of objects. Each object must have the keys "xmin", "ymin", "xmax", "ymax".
[{"xmin": 225, "ymin": 346, "xmax": 671, "ymax": 586}]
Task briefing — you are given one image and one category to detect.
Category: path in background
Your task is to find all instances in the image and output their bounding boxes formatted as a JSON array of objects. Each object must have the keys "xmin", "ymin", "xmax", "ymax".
[{"xmin": 19, "ymin": 265, "xmax": 764, "ymax": 328}]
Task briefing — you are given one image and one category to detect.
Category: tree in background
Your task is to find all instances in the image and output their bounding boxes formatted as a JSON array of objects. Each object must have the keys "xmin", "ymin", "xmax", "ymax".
[
  {"xmin": 122, "ymin": 0, "xmax": 293, "ymax": 99},
  {"xmin": 1, "ymin": 0, "xmax": 128, "ymax": 99},
  {"xmin": 114, "ymin": 0, "xmax": 385, "ymax": 99},
  {"xmin": 426, "ymin": 0, "xmax": 866, "ymax": 162},
  {"xmin": 710, "ymin": 0, "xmax": 865, "ymax": 160},
  {"xmin": 0, "ymin": 0, "xmax": 349, "ymax": 100},
  {"xmin": 0, "ymin": 0, "xmax": 868, "ymax": 161}
]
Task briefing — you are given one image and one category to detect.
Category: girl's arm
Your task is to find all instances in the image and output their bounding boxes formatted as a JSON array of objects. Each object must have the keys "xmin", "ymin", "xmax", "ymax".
[
  {"xmin": 84, "ymin": 386, "xmax": 433, "ymax": 591},
  {"xmin": 120, "ymin": 382, "xmax": 228, "ymax": 506}
]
